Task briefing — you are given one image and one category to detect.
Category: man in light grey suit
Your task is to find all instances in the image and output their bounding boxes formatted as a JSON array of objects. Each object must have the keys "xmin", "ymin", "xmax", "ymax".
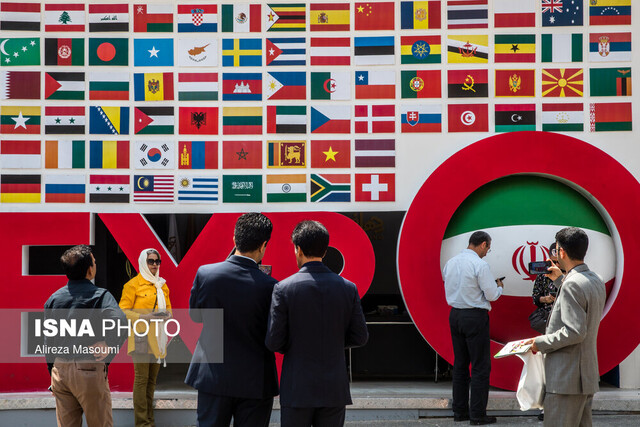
[{"xmin": 526, "ymin": 227, "xmax": 606, "ymax": 427}]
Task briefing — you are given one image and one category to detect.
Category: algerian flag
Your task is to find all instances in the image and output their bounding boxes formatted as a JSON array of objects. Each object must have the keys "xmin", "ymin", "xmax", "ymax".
[{"xmin": 310, "ymin": 72, "xmax": 350, "ymax": 100}]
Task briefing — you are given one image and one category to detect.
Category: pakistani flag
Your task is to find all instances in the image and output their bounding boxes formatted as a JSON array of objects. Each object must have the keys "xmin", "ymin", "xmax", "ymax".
[
  {"xmin": 440, "ymin": 176, "xmax": 615, "ymax": 341},
  {"xmin": 310, "ymin": 72, "xmax": 350, "ymax": 100},
  {"xmin": 1, "ymin": 38, "xmax": 40, "ymax": 66}
]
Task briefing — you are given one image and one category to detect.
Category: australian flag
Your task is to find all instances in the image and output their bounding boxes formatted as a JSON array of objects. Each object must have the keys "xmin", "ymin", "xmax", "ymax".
[{"xmin": 542, "ymin": 0, "xmax": 583, "ymax": 27}]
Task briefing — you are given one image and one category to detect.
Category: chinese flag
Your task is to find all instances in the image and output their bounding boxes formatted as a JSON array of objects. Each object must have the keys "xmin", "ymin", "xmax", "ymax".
[{"xmin": 355, "ymin": 2, "xmax": 394, "ymax": 30}]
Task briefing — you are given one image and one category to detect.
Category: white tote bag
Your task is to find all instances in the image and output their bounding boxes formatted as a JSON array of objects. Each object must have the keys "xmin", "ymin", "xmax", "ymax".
[{"xmin": 516, "ymin": 351, "xmax": 545, "ymax": 411}]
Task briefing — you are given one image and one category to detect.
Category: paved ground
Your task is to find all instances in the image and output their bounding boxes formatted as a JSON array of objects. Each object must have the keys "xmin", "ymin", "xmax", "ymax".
[{"xmin": 327, "ymin": 415, "xmax": 640, "ymax": 426}]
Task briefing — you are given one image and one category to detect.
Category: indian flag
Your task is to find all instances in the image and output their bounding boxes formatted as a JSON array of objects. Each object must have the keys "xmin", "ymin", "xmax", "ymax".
[
  {"xmin": 266, "ymin": 174, "xmax": 306, "ymax": 202},
  {"xmin": 440, "ymin": 175, "xmax": 615, "ymax": 342}
]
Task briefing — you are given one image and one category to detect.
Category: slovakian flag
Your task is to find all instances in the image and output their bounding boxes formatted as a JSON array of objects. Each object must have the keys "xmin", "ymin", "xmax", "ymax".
[
  {"xmin": 494, "ymin": 104, "xmax": 536, "ymax": 132},
  {"xmin": 0, "ymin": 2, "xmax": 40, "ymax": 31},
  {"xmin": 178, "ymin": 141, "xmax": 218, "ymax": 169},
  {"xmin": 495, "ymin": 69, "xmax": 535, "ymax": 97},
  {"xmin": 222, "ymin": 107, "xmax": 262, "ymax": 135},
  {"xmin": 0, "ymin": 106, "xmax": 40, "ymax": 134},
  {"xmin": 355, "ymin": 139, "xmax": 395, "ymax": 167},
  {"xmin": 89, "ymin": 174, "xmax": 130, "ymax": 203},
  {"xmin": 179, "ymin": 107, "xmax": 219, "ymax": 135},
  {"xmin": 267, "ymin": 105, "xmax": 306, "ymax": 134},
  {"xmin": 310, "ymin": 37, "xmax": 350, "ymax": 66},
  {"xmin": 542, "ymin": 103, "xmax": 584, "ymax": 132},
  {"xmin": 89, "ymin": 140, "xmax": 129, "ymax": 169},
  {"xmin": 448, "ymin": 103, "xmax": 488, "ymax": 132},
  {"xmin": 178, "ymin": 72, "xmax": 218, "ymax": 101},
  {"xmin": 590, "ymin": 102, "xmax": 632, "ymax": 132},
  {"xmin": 0, "ymin": 140, "xmax": 41, "ymax": 169},
  {"xmin": 177, "ymin": 4, "xmax": 218, "ymax": 32},
  {"xmin": 89, "ymin": 4, "xmax": 129, "ymax": 32},
  {"xmin": 354, "ymin": 2, "xmax": 394, "ymax": 30},
  {"xmin": 494, "ymin": 34, "xmax": 536, "ymax": 63},
  {"xmin": 44, "ymin": 38, "xmax": 84, "ymax": 66},
  {"xmin": 134, "ymin": 72, "xmax": 174, "ymax": 101},
  {"xmin": 401, "ymin": 105, "xmax": 442, "ymax": 133},
  {"xmin": 89, "ymin": 72, "xmax": 129, "ymax": 100},
  {"xmin": 589, "ymin": 32, "xmax": 632, "ymax": 62},
  {"xmin": 310, "ymin": 174, "xmax": 351, "ymax": 202},
  {"xmin": 44, "ymin": 174, "xmax": 85, "ymax": 203},
  {"xmin": 44, "ymin": 106, "xmax": 85, "ymax": 135},
  {"xmin": 447, "ymin": 0, "xmax": 488, "ymax": 29},
  {"xmin": 44, "ymin": 72, "xmax": 85, "ymax": 100},
  {"xmin": 401, "ymin": 70, "xmax": 441, "ymax": 99},
  {"xmin": 310, "ymin": 105, "xmax": 350, "ymax": 134},
  {"xmin": 355, "ymin": 71, "xmax": 395, "ymax": 99},
  {"xmin": 222, "ymin": 73, "xmax": 262, "ymax": 101},
  {"xmin": 44, "ymin": 4, "xmax": 85, "ymax": 32},
  {"xmin": 265, "ymin": 71, "xmax": 306, "ymax": 100},
  {"xmin": 266, "ymin": 37, "xmax": 306, "ymax": 66},
  {"xmin": 0, "ymin": 71, "xmax": 40, "ymax": 100},
  {"xmin": 542, "ymin": 68, "xmax": 584, "ymax": 97},
  {"xmin": 134, "ymin": 3, "xmax": 173, "ymax": 32},
  {"xmin": 589, "ymin": 0, "xmax": 630, "ymax": 25},
  {"xmin": 494, "ymin": 0, "xmax": 535, "ymax": 28},
  {"xmin": 400, "ymin": 1, "xmax": 441, "ymax": 29},
  {"xmin": 354, "ymin": 105, "xmax": 395, "ymax": 134},
  {"xmin": 310, "ymin": 3, "xmax": 350, "ymax": 31},
  {"xmin": 310, "ymin": 140, "xmax": 350, "ymax": 168},
  {"xmin": 221, "ymin": 4, "xmax": 261, "ymax": 32},
  {"xmin": 0, "ymin": 174, "xmax": 40, "ymax": 203},
  {"xmin": 355, "ymin": 173, "xmax": 395, "ymax": 202},
  {"xmin": 222, "ymin": 140, "xmax": 262, "ymax": 169},
  {"xmin": 448, "ymin": 69, "xmax": 488, "ymax": 98},
  {"xmin": 267, "ymin": 141, "xmax": 306, "ymax": 168},
  {"xmin": 401, "ymin": 36, "xmax": 441, "ymax": 64}
]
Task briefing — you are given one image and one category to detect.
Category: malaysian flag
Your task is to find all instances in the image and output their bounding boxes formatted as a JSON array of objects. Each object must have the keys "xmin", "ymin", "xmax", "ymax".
[{"xmin": 133, "ymin": 175, "xmax": 174, "ymax": 203}]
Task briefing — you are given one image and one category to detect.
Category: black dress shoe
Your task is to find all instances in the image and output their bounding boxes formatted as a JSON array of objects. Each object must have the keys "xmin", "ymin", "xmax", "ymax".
[
  {"xmin": 470, "ymin": 416, "xmax": 497, "ymax": 425},
  {"xmin": 454, "ymin": 414, "xmax": 470, "ymax": 422},
  {"xmin": 538, "ymin": 413, "xmax": 544, "ymax": 421}
]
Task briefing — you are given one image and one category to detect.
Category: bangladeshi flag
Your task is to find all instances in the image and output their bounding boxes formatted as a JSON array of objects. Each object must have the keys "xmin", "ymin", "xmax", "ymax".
[{"xmin": 179, "ymin": 107, "xmax": 218, "ymax": 135}]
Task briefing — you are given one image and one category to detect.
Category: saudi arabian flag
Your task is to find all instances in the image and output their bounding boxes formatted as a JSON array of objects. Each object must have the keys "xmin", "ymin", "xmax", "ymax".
[{"xmin": 440, "ymin": 176, "xmax": 616, "ymax": 300}]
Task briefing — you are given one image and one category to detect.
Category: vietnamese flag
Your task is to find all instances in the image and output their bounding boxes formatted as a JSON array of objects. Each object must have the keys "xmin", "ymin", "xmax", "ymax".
[
  {"xmin": 310, "ymin": 140, "xmax": 350, "ymax": 168},
  {"xmin": 448, "ymin": 104, "xmax": 488, "ymax": 132},
  {"xmin": 354, "ymin": 2, "xmax": 394, "ymax": 30},
  {"xmin": 222, "ymin": 140, "xmax": 262, "ymax": 169},
  {"xmin": 179, "ymin": 107, "xmax": 218, "ymax": 135}
]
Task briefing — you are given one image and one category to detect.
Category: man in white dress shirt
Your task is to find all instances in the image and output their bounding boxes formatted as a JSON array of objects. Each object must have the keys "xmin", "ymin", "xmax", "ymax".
[{"xmin": 443, "ymin": 231, "xmax": 504, "ymax": 425}]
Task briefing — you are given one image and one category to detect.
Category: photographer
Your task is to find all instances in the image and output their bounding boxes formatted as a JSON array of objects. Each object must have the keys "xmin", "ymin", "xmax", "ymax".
[{"xmin": 529, "ymin": 243, "xmax": 560, "ymax": 334}]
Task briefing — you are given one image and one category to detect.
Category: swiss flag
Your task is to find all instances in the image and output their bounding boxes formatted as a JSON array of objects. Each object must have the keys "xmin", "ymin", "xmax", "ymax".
[
  {"xmin": 355, "ymin": 173, "xmax": 395, "ymax": 202},
  {"xmin": 354, "ymin": 105, "xmax": 395, "ymax": 133},
  {"xmin": 448, "ymin": 104, "xmax": 488, "ymax": 133}
]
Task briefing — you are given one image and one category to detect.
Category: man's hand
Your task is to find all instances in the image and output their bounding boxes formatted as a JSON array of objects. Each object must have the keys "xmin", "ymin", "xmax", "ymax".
[
  {"xmin": 523, "ymin": 338, "xmax": 539, "ymax": 353},
  {"xmin": 90, "ymin": 341, "xmax": 109, "ymax": 361},
  {"xmin": 540, "ymin": 295, "xmax": 556, "ymax": 304},
  {"xmin": 496, "ymin": 278, "xmax": 504, "ymax": 288},
  {"xmin": 545, "ymin": 259, "xmax": 563, "ymax": 281}
]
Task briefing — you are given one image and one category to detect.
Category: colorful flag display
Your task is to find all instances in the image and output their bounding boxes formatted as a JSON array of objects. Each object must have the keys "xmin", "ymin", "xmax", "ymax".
[
  {"xmin": 134, "ymin": 3, "xmax": 173, "ymax": 32},
  {"xmin": 542, "ymin": 103, "xmax": 584, "ymax": 132},
  {"xmin": 178, "ymin": 141, "xmax": 218, "ymax": 169},
  {"xmin": 310, "ymin": 174, "xmax": 350, "ymax": 202},
  {"xmin": 222, "ymin": 73, "xmax": 262, "ymax": 101},
  {"xmin": 0, "ymin": 106, "xmax": 40, "ymax": 134},
  {"xmin": 354, "ymin": 36, "xmax": 394, "ymax": 65},
  {"xmin": 590, "ymin": 68, "xmax": 632, "ymax": 97},
  {"xmin": 589, "ymin": 33, "xmax": 631, "ymax": 62},
  {"xmin": 222, "ymin": 175, "xmax": 262, "ymax": 203},
  {"xmin": 495, "ymin": 104, "xmax": 536, "ymax": 132},
  {"xmin": 448, "ymin": 70, "xmax": 488, "ymax": 98},
  {"xmin": 89, "ymin": 140, "xmax": 129, "ymax": 169},
  {"xmin": 89, "ymin": 4, "xmax": 129, "ymax": 32},
  {"xmin": 447, "ymin": 0, "xmax": 487, "ymax": 29},
  {"xmin": 45, "ymin": 140, "xmax": 85, "ymax": 169},
  {"xmin": 354, "ymin": 2, "xmax": 394, "ymax": 30},
  {"xmin": 265, "ymin": 3, "xmax": 306, "ymax": 32},
  {"xmin": 45, "ymin": 72, "xmax": 85, "ymax": 100},
  {"xmin": 1, "ymin": 71, "xmax": 40, "ymax": 100},
  {"xmin": 401, "ymin": 70, "xmax": 441, "ymax": 98},
  {"xmin": 542, "ymin": 0, "xmax": 583, "ymax": 27},
  {"xmin": 89, "ymin": 174, "xmax": 129, "ymax": 203},
  {"xmin": 44, "ymin": 175, "xmax": 85, "ymax": 203},
  {"xmin": 178, "ymin": 38, "xmax": 218, "ymax": 67},
  {"xmin": 222, "ymin": 38, "xmax": 261, "ymax": 67},
  {"xmin": 494, "ymin": 35, "xmax": 535, "ymax": 63},
  {"xmin": 134, "ymin": 39, "xmax": 174, "ymax": 66},
  {"xmin": 310, "ymin": 72, "xmax": 350, "ymax": 100},
  {"xmin": 355, "ymin": 139, "xmax": 395, "ymax": 167},
  {"xmin": 0, "ymin": 174, "xmax": 40, "ymax": 203},
  {"xmin": 309, "ymin": 3, "xmax": 349, "ymax": 31},
  {"xmin": 177, "ymin": 4, "xmax": 217, "ymax": 32},
  {"xmin": 447, "ymin": 35, "xmax": 488, "ymax": 63},
  {"xmin": 221, "ymin": 3, "xmax": 261, "ymax": 32},
  {"xmin": 0, "ymin": 2, "xmax": 40, "ymax": 31},
  {"xmin": 266, "ymin": 37, "xmax": 306, "ymax": 66},
  {"xmin": 0, "ymin": 140, "xmax": 40, "ymax": 169},
  {"xmin": 541, "ymin": 34, "xmax": 583, "ymax": 63},
  {"xmin": 134, "ymin": 72, "xmax": 174, "ymax": 101},
  {"xmin": 267, "ymin": 106, "xmax": 306, "ymax": 134},
  {"xmin": 542, "ymin": 68, "xmax": 584, "ymax": 97},
  {"xmin": 355, "ymin": 71, "xmax": 395, "ymax": 99},
  {"xmin": 179, "ymin": 106, "xmax": 219, "ymax": 135},
  {"xmin": 265, "ymin": 71, "xmax": 305, "ymax": 100},
  {"xmin": 135, "ymin": 141, "xmax": 175, "ymax": 169},
  {"xmin": 267, "ymin": 141, "xmax": 306, "ymax": 167},
  {"xmin": 45, "ymin": 4, "xmax": 85, "ymax": 32},
  {"xmin": 266, "ymin": 174, "xmax": 306, "ymax": 202},
  {"xmin": 310, "ymin": 37, "xmax": 350, "ymax": 66},
  {"xmin": 134, "ymin": 106, "xmax": 175, "ymax": 135},
  {"xmin": 310, "ymin": 105, "xmax": 350, "ymax": 133},
  {"xmin": 89, "ymin": 72, "xmax": 129, "ymax": 101},
  {"xmin": 494, "ymin": 0, "xmax": 535, "ymax": 28},
  {"xmin": 401, "ymin": 36, "xmax": 441, "ymax": 64},
  {"xmin": 589, "ymin": 0, "xmax": 630, "ymax": 25},
  {"xmin": 495, "ymin": 70, "xmax": 535, "ymax": 97},
  {"xmin": 88, "ymin": 38, "xmax": 128, "ymax": 66},
  {"xmin": 222, "ymin": 107, "xmax": 262, "ymax": 134},
  {"xmin": 0, "ymin": 38, "xmax": 40, "ymax": 66},
  {"xmin": 223, "ymin": 140, "xmax": 262, "ymax": 169},
  {"xmin": 178, "ymin": 73, "xmax": 218, "ymax": 101},
  {"xmin": 400, "ymin": 1, "xmax": 441, "ymax": 29},
  {"xmin": 133, "ymin": 175, "xmax": 174, "ymax": 202},
  {"xmin": 355, "ymin": 173, "xmax": 395, "ymax": 202},
  {"xmin": 354, "ymin": 105, "xmax": 395, "ymax": 133},
  {"xmin": 448, "ymin": 104, "xmax": 488, "ymax": 132},
  {"xmin": 590, "ymin": 102, "xmax": 632, "ymax": 132},
  {"xmin": 89, "ymin": 106, "xmax": 130, "ymax": 135},
  {"xmin": 44, "ymin": 38, "xmax": 84, "ymax": 66},
  {"xmin": 400, "ymin": 105, "xmax": 442, "ymax": 133},
  {"xmin": 310, "ymin": 140, "xmax": 350, "ymax": 168},
  {"xmin": 177, "ymin": 176, "xmax": 219, "ymax": 203},
  {"xmin": 44, "ymin": 106, "xmax": 85, "ymax": 135}
]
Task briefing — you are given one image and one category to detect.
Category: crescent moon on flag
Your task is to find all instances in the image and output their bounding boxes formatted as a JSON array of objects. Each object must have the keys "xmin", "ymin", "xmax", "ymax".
[
  {"xmin": 323, "ymin": 78, "xmax": 336, "ymax": 93},
  {"xmin": 511, "ymin": 114, "xmax": 520, "ymax": 123},
  {"xmin": 137, "ymin": 176, "xmax": 145, "ymax": 189},
  {"xmin": 0, "ymin": 39, "xmax": 9, "ymax": 56}
]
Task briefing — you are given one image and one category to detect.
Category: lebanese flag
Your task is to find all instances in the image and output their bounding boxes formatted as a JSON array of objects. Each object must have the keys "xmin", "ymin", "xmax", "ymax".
[
  {"xmin": 354, "ymin": 105, "xmax": 395, "ymax": 133},
  {"xmin": 448, "ymin": 104, "xmax": 488, "ymax": 132}
]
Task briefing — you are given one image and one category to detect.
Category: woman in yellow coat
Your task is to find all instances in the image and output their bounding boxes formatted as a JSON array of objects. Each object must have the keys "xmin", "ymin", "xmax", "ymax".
[{"xmin": 119, "ymin": 248, "xmax": 172, "ymax": 427}]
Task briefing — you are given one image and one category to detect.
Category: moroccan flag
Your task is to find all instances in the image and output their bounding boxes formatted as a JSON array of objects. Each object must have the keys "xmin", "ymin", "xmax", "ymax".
[
  {"xmin": 89, "ymin": 4, "xmax": 129, "ymax": 32},
  {"xmin": 221, "ymin": 4, "xmax": 261, "ymax": 32},
  {"xmin": 177, "ymin": 4, "xmax": 218, "ymax": 32},
  {"xmin": 589, "ymin": 68, "xmax": 632, "ymax": 97},
  {"xmin": 44, "ymin": 175, "xmax": 85, "ymax": 203},
  {"xmin": 310, "ymin": 106, "xmax": 350, "ymax": 134},
  {"xmin": 134, "ymin": 106, "xmax": 175, "ymax": 135},
  {"xmin": 495, "ymin": 70, "xmax": 535, "ymax": 97},
  {"xmin": 222, "ymin": 73, "xmax": 262, "ymax": 101},
  {"xmin": 89, "ymin": 174, "xmax": 130, "ymax": 203},
  {"xmin": 0, "ymin": 2, "xmax": 40, "ymax": 31},
  {"xmin": 355, "ymin": 173, "xmax": 395, "ymax": 202},
  {"xmin": 0, "ymin": 106, "xmax": 40, "ymax": 134},
  {"xmin": 0, "ymin": 140, "xmax": 41, "ymax": 169},
  {"xmin": 222, "ymin": 107, "xmax": 262, "ymax": 134},
  {"xmin": 266, "ymin": 174, "xmax": 306, "ymax": 203},
  {"xmin": 134, "ymin": 72, "xmax": 174, "ymax": 101},
  {"xmin": 45, "ymin": 72, "xmax": 85, "ymax": 100},
  {"xmin": 179, "ymin": 107, "xmax": 219, "ymax": 135},
  {"xmin": 44, "ymin": 38, "xmax": 84, "ymax": 66},
  {"xmin": 178, "ymin": 73, "xmax": 218, "ymax": 101},
  {"xmin": 542, "ymin": 68, "xmax": 584, "ymax": 98},
  {"xmin": 0, "ymin": 71, "xmax": 40, "ymax": 100},
  {"xmin": 222, "ymin": 175, "xmax": 262, "ymax": 203},
  {"xmin": 44, "ymin": 4, "xmax": 85, "ymax": 32},
  {"xmin": 0, "ymin": 38, "xmax": 40, "ymax": 66},
  {"xmin": 310, "ymin": 174, "xmax": 350, "ymax": 202},
  {"xmin": 134, "ymin": 4, "xmax": 173, "ymax": 32},
  {"xmin": 88, "ymin": 38, "xmax": 129, "ymax": 66},
  {"xmin": 448, "ymin": 104, "xmax": 488, "ymax": 132},
  {"xmin": 310, "ymin": 71, "xmax": 350, "ymax": 100},
  {"xmin": 178, "ymin": 141, "xmax": 218, "ymax": 169},
  {"xmin": 0, "ymin": 174, "xmax": 40, "ymax": 203},
  {"xmin": 495, "ymin": 104, "xmax": 536, "ymax": 132},
  {"xmin": 267, "ymin": 106, "xmax": 306, "ymax": 134},
  {"xmin": 354, "ymin": 1, "xmax": 394, "ymax": 30},
  {"xmin": 44, "ymin": 106, "xmax": 85, "ymax": 135},
  {"xmin": 494, "ymin": 34, "xmax": 535, "ymax": 63},
  {"xmin": 354, "ymin": 105, "xmax": 395, "ymax": 134},
  {"xmin": 400, "ymin": 1, "xmax": 441, "ymax": 29},
  {"xmin": 310, "ymin": 140, "xmax": 350, "ymax": 168},
  {"xmin": 494, "ymin": 0, "xmax": 535, "ymax": 28},
  {"xmin": 222, "ymin": 140, "xmax": 262, "ymax": 169},
  {"xmin": 310, "ymin": 37, "xmax": 350, "ymax": 66},
  {"xmin": 267, "ymin": 141, "xmax": 306, "ymax": 168},
  {"xmin": 355, "ymin": 70, "xmax": 395, "ymax": 99},
  {"xmin": 401, "ymin": 70, "xmax": 441, "ymax": 99},
  {"xmin": 448, "ymin": 69, "xmax": 488, "ymax": 98},
  {"xmin": 447, "ymin": 0, "xmax": 488, "ymax": 29},
  {"xmin": 309, "ymin": 3, "xmax": 349, "ymax": 31},
  {"xmin": 400, "ymin": 105, "xmax": 442, "ymax": 133},
  {"xmin": 355, "ymin": 139, "xmax": 395, "ymax": 168},
  {"xmin": 590, "ymin": 102, "xmax": 632, "ymax": 132},
  {"xmin": 401, "ymin": 36, "xmax": 441, "ymax": 64},
  {"xmin": 589, "ymin": 32, "xmax": 632, "ymax": 63},
  {"xmin": 89, "ymin": 140, "xmax": 129, "ymax": 169},
  {"xmin": 542, "ymin": 103, "xmax": 584, "ymax": 132},
  {"xmin": 45, "ymin": 140, "xmax": 85, "ymax": 169},
  {"xmin": 265, "ymin": 3, "xmax": 306, "ymax": 31},
  {"xmin": 541, "ymin": 34, "xmax": 583, "ymax": 63},
  {"xmin": 589, "ymin": 0, "xmax": 631, "ymax": 25},
  {"xmin": 89, "ymin": 106, "xmax": 130, "ymax": 135}
]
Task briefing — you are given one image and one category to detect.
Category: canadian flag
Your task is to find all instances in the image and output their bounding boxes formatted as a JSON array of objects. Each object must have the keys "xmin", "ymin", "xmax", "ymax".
[{"xmin": 354, "ymin": 105, "xmax": 395, "ymax": 133}]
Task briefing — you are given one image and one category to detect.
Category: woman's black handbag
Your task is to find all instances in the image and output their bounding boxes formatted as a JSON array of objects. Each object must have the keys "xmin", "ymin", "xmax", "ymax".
[{"xmin": 528, "ymin": 307, "xmax": 549, "ymax": 334}]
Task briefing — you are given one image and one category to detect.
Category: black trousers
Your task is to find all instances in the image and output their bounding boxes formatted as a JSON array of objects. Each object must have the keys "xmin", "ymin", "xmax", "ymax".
[
  {"xmin": 196, "ymin": 390, "xmax": 273, "ymax": 427},
  {"xmin": 449, "ymin": 308, "xmax": 491, "ymax": 420},
  {"xmin": 280, "ymin": 406, "xmax": 346, "ymax": 427}
]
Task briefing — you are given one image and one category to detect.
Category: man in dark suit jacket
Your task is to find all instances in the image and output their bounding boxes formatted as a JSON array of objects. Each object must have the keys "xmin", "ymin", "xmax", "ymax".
[
  {"xmin": 186, "ymin": 213, "xmax": 278, "ymax": 427},
  {"xmin": 266, "ymin": 220, "xmax": 369, "ymax": 427}
]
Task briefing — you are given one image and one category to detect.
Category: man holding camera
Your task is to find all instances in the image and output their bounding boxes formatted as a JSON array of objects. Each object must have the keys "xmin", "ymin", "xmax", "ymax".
[{"xmin": 443, "ymin": 231, "xmax": 504, "ymax": 425}]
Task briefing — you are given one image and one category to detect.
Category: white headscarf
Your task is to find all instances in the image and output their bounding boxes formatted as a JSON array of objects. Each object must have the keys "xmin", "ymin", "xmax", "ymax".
[{"xmin": 138, "ymin": 248, "xmax": 167, "ymax": 361}]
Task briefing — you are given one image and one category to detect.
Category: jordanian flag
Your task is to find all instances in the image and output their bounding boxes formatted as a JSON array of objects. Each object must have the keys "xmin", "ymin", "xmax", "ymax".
[{"xmin": 441, "ymin": 175, "xmax": 615, "ymax": 341}]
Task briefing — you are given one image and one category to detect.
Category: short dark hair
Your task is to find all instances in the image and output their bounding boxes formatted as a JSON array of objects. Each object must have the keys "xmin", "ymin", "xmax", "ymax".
[
  {"xmin": 556, "ymin": 227, "xmax": 588, "ymax": 261},
  {"xmin": 469, "ymin": 231, "xmax": 491, "ymax": 247},
  {"xmin": 291, "ymin": 220, "xmax": 329, "ymax": 258},
  {"xmin": 234, "ymin": 213, "xmax": 273, "ymax": 253},
  {"xmin": 549, "ymin": 242, "xmax": 556, "ymax": 252},
  {"xmin": 60, "ymin": 245, "xmax": 94, "ymax": 280}
]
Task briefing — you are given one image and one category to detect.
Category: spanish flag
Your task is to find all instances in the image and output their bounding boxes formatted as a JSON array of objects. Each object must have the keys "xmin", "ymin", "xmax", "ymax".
[{"xmin": 310, "ymin": 3, "xmax": 350, "ymax": 31}]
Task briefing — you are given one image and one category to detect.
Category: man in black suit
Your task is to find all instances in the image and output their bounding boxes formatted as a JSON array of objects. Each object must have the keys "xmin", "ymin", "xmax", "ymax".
[
  {"xmin": 266, "ymin": 220, "xmax": 369, "ymax": 427},
  {"xmin": 186, "ymin": 213, "xmax": 278, "ymax": 427}
]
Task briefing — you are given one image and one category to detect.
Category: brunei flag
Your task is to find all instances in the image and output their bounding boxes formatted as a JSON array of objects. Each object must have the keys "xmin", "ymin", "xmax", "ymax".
[
  {"xmin": 447, "ymin": 35, "xmax": 488, "ymax": 63},
  {"xmin": 1, "ymin": 174, "xmax": 40, "ymax": 203},
  {"xmin": 0, "ymin": 106, "xmax": 40, "ymax": 134},
  {"xmin": 309, "ymin": 3, "xmax": 349, "ymax": 31},
  {"xmin": 134, "ymin": 72, "xmax": 174, "ymax": 101},
  {"xmin": 311, "ymin": 173, "xmax": 350, "ymax": 202},
  {"xmin": 494, "ymin": 34, "xmax": 535, "ymax": 63},
  {"xmin": 89, "ymin": 140, "xmax": 129, "ymax": 169},
  {"xmin": 222, "ymin": 107, "xmax": 262, "ymax": 135},
  {"xmin": 265, "ymin": 3, "xmax": 306, "ymax": 32},
  {"xmin": 401, "ymin": 1, "xmax": 441, "ymax": 29}
]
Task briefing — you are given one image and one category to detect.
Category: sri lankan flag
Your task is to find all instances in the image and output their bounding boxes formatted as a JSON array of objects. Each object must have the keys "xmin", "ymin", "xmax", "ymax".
[
  {"xmin": 1, "ymin": 174, "xmax": 40, "ymax": 203},
  {"xmin": 542, "ymin": 68, "xmax": 584, "ymax": 98},
  {"xmin": 494, "ymin": 34, "xmax": 535, "ymax": 63},
  {"xmin": 265, "ymin": 3, "xmax": 305, "ymax": 31},
  {"xmin": 0, "ymin": 106, "xmax": 40, "ymax": 134}
]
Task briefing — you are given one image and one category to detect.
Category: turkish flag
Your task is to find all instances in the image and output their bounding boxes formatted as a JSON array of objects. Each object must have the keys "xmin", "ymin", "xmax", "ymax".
[{"xmin": 448, "ymin": 104, "xmax": 488, "ymax": 132}]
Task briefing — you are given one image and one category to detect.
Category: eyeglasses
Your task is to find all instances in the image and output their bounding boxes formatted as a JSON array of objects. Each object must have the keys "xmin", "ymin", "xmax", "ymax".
[
  {"xmin": 147, "ymin": 259, "xmax": 161, "ymax": 266},
  {"xmin": 551, "ymin": 248, "xmax": 558, "ymax": 256}
]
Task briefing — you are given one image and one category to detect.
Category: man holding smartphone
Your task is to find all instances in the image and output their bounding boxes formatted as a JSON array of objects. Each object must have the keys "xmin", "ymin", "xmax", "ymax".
[{"xmin": 443, "ymin": 231, "xmax": 504, "ymax": 425}]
